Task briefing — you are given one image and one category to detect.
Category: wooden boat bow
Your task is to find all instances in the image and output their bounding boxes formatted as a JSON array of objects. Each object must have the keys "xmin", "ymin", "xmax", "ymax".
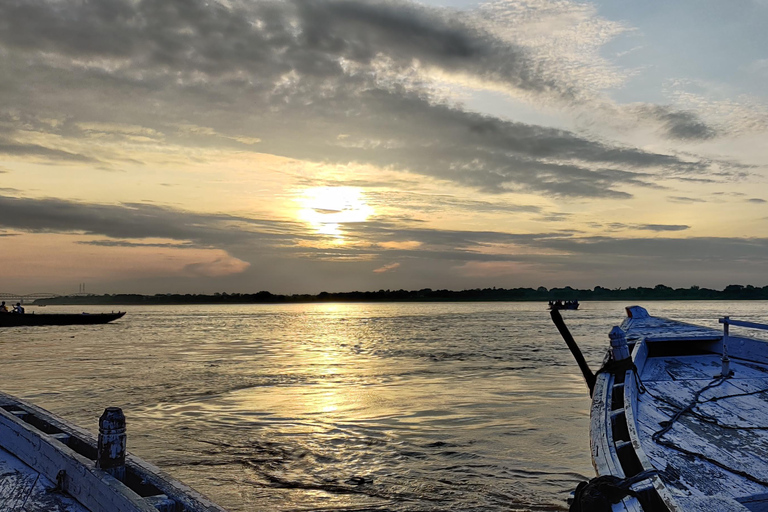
[{"xmin": 555, "ymin": 306, "xmax": 768, "ymax": 511}]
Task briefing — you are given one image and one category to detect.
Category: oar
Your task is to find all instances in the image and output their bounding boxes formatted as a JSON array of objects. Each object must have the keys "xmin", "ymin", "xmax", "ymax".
[{"xmin": 550, "ymin": 309, "xmax": 596, "ymax": 396}]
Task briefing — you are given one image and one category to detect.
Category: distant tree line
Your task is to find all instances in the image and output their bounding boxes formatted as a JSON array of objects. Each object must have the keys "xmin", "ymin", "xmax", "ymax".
[{"xmin": 31, "ymin": 284, "xmax": 768, "ymax": 305}]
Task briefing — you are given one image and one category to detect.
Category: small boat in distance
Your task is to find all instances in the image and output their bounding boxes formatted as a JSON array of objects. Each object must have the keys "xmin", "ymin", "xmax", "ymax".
[
  {"xmin": 0, "ymin": 390, "xmax": 227, "ymax": 511},
  {"xmin": 552, "ymin": 306, "xmax": 768, "ymax": 511},
  {"xmin": 548, "ymin": 299, "xmax": 579, "ymax": 310},
  {"xmin": 0, "ymin": 311, "xmax": 125, "ymax": 327}
]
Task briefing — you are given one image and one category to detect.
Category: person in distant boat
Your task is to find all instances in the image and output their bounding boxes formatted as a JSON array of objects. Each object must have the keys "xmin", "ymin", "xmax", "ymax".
[
  {"xmin": 0, "ymin": 301, "xmax": 7, "ymax": 313},
  {"xmin": 12, "ymin": 302, "xmax": 24, "ymax": 314}
]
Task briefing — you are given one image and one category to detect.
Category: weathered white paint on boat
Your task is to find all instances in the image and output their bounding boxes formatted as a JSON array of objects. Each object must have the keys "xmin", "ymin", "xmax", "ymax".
[
  {"xmin": 0, "ymin": 391, "xmax": 228, "ymax": 512},
  {"xmin": 582, "ymin": 305, "xmax": 768, "ymax": 512}
]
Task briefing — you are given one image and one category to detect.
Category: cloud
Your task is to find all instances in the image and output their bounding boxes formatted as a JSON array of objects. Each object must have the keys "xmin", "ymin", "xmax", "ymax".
[
  {"xmin": 0, "ymin": 0, "xmax": 725, "ymax": 198},
  {"xmin": 748, "ymin": 198, "xmax": 767, "ymax": 203},
  {"xmin": 0, "ymin": 194, "xmax": 306, "ymax": 248},
  {"xmin": 538, "ymin": 236, "xmax": 768, "ymax": 262},
  {"xmin": 0, "ymin": 0, "xmax": 565, "ymax": 96},
  {"xmin": 602, "ymin": 223, "xmax": 690, "ymax": 232},
  {"xmin": 182, "ymin": 257, "xmax": 251, "ymax": 277},
  {"xmin": 455, "ymin": 260, "xmax": 530, "ymax": 277},
  {"xmin": 636, "ymin": 224, "xmax": 690, "ymax": 232},
  {"xmin": 77, "ymin": 240, "xmax": 194, "ymax": 248},
  {"xmin": 668, "ymin": 196, "xmax": 706, "ymax": 203},
  {"xmin": 670, "ymin": 77, "xmax": 768, "ymax": 136},
  {"xmin": 634, "ymin": 105, "xmax": 718, "ymax": 140},
  {"xmin": 5, "ymin": 233, "xmax": 252, "ymax": 288},
  {"xmin": 379, "ymin": 241, "xmax": 422, "ymax": 250},
  {"xmin": 373, "ymin": 262, "xmax": 401, "ymax": 273},
  {"xmin": 0, "ymin": 137, "xmax": 96, "ymax": 162},
  {"xmin": 479, "ymin": 0, "xmax": 631, "ymax": 96}
]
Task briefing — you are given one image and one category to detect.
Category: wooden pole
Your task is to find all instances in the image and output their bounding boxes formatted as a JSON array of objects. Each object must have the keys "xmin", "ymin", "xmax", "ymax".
[
  {"xmin": 97, "ymin": 407, "xmax": 126, "ymax": 481},
  {"xmin": 550, "ymin": 309, "xmax": 596, "ymax": 396}
]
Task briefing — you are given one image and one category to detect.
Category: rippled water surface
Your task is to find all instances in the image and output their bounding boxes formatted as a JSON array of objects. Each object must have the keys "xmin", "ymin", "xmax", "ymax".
[{"xmin": 2, "ymin": 300, "xmax": 766, "ymax": 511}]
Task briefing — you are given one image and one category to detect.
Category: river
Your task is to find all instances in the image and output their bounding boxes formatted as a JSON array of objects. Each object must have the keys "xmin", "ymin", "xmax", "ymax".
[{"xmin": 1, "ymin": 300, "xmax": 766, "ymax": 511}]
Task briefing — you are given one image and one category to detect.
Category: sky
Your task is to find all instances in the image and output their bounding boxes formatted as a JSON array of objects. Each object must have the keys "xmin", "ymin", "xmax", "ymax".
[{"xmin": 1, "ymin": 0, "xmax": 767, "ymax": 295}]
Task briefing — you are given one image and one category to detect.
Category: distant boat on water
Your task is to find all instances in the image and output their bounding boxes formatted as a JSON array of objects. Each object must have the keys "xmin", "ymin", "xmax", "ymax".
[
  {"xmin": 0, "ymin": 311, "xmax": 125, "ymax": 327},
  {"xmin": 548, "ymin": 300, "xmax": 579, "ymax": 310}
]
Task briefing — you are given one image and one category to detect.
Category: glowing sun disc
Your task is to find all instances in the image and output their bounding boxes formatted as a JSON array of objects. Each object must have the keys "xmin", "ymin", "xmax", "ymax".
[{"xmin": 298, "ymin": 187, "xmax": 373, "ymax": 237}]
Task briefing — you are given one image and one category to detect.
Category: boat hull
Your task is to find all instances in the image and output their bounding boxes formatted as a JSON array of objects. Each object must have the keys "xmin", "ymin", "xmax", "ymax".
[{"xmin": 0, "ymin": 311, "xmax": 125, "ymax": 327}]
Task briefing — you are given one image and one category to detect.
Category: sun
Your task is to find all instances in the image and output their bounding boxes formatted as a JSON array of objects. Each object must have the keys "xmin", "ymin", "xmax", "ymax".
[{"xmin": 297, "ymin": 187, "xmax": 374, "ymax": 238}]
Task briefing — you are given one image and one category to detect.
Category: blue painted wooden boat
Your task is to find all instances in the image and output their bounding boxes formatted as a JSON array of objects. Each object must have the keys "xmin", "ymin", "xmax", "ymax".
[
  {"xmin": 0, "ymin": 391, "xmax": 228, "ymax": 511},
  {"xmin": 554, "ymin": 305, "xmax": 768, "ymax": 511}
]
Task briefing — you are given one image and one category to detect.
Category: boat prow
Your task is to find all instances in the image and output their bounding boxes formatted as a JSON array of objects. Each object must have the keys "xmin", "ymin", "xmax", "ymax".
[{"xmin": 557, "ymin": 305, "xmax": 768, "ymax": 511}]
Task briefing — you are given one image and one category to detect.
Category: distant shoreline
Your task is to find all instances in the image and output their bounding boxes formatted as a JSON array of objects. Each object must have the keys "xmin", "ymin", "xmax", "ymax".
[{"xmin": 31, "ymin": 285, "xmax": 768, "ymax": 305}]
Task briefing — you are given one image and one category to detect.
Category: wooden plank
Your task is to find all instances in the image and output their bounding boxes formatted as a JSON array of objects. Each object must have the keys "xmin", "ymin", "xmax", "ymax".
[
  {"xmin": 0, "ymin": 445, "xmax": 40, "ymax": 510},
  {"xmin": 640, "ymin": 381, "xmax": 768, "ymax": 472},
  {"xmin": 726, "ymin": 336, "xmax": 768, "ymax": 365},
  {"xmin": 634, "ymin": 413, "xmax": 767, "ymax": 499},
  {"xmin": 674, "ymin": 496, "xmax": 751, "ymax": 511},
  {"xmin": 640, "ymin": 354, "xmax": 768, "ymax": 383},
  {"xmin": 22, "ymin": 473, "xmax": 90, "ymax": 512},
  {"xmin": 634, "ymin": 381, "xmax": 768, "ymax": 499},
  {"xmin": 693, "ymin": 380, "xmax": 768, "ymax": 431},
  {"xmin": 643, "ymin": 377, "xmax": 768, "ymax": 471}
]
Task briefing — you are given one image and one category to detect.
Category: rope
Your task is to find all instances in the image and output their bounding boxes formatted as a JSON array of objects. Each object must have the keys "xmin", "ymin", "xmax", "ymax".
[
  {"xmin": 569, "ymin": 470, "xmax": 657, "ymax": 512},
  {"xmin": 650, "ymin": 375, "xmax": 768, "ymax": 488},
  {"xmin": 651, "ymin": 376, "xmax": 728, "ymax": 443},
  {"xmin": 596, "ymin": 357, "xmax": 648, "ymax": 395},
  {"xmin": 701, "ymin": 386, "xmax": 768, "ymax": 403}
]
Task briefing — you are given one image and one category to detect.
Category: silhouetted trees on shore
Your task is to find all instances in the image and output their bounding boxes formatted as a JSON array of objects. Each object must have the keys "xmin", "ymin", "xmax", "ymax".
[{"xmin": 33, "ymin": 284, "xmax": 768, "ymax": 305}]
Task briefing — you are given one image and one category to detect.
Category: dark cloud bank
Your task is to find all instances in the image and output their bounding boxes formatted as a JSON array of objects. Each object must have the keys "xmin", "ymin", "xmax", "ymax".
[
  {"xmin": 2, "ymin": 194, "xmax": 767, "ymax": 292},
  {"xmin": 0, "ymin": 0, "xmax": 724, "ymax": 198}
]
